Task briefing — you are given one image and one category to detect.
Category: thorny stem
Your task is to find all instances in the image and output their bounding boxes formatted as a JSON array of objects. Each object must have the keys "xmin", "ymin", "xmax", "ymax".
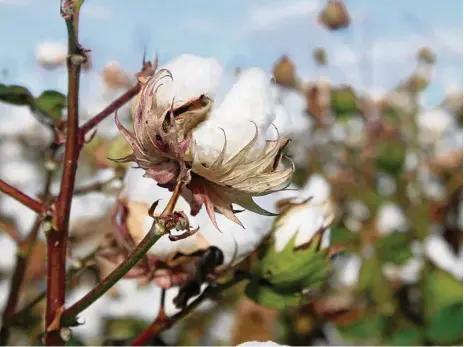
[
  {"xmin": 45, "ymin": 1, "xmax": 84, "ymax": 344},
  {"xmin": 130, "ymin": 272, "xmax": 250, "ymax": 346},
  {"xmin": 0, "ymin": 179, "xmax": 46, "ymax": 215}
]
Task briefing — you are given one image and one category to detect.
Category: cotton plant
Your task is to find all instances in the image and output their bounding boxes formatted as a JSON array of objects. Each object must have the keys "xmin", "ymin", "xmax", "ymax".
[{"xmin": 99, "ymin": 55, "xmax": 339, "ymax": 317}]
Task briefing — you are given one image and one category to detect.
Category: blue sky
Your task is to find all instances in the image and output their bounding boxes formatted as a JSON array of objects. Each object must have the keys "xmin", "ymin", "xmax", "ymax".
[{"xmin": 0, "ymin": 0, "xmax": 462, "ymax": 106}]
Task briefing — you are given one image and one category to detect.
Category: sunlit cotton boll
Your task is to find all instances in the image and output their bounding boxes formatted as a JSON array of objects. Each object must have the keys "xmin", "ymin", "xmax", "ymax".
[
  {"xmin": 193, "ymin": 68, "xmax": 280, "ymax": 164},
  {"xmin": 376, "ymin": 202, "xmax": 408, "ymax": 234},
  {"xmin": 156, "ymin": 54, "xmax": 224, "ymax": 106},
  {"xmin": 35, "ymin": 41, "xmax": 67, "ymax": 70},
  {"xmin": 425, "ymin": 233, "xmax": 463, "ymax": 279},
  {"xmin": 272, "ymin": 174, "xmax": 334, "ymax": 252}
]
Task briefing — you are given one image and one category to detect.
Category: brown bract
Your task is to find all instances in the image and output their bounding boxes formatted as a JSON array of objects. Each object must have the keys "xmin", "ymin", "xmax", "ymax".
[{"xmin": 114, "ymin": 68, "xmax": 295, "ymax": 230}]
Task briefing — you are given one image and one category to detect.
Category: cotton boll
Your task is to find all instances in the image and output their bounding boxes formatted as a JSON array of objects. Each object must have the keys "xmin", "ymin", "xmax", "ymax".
[
  {"xmin": 300, "ymin": 174, "xmax": 331, "ymax": 203},
  {"xmin": 382, "ymin": 256, "xmax": 423, "ymax": 284},
  {"xmin": 376, "ymin": 203, "xmax": 408, "ymax": 234},
  {"xmin": 0, "ymin": 160, "xmax": 38, "ymax": 192},
  {"xmin": 425, "ymin": 233, "xmax": 463, "ymax": 279},
  {"xmin": 156, "ymin": 54, "xmax": 223, "ymax": 105},
  {"xmin": 70, "ymin": 192, "xmax": 116, "ymax": 224},
  {"xmin": 418, "ymin": 107, "xmax": 455, "ymax": 144},
  {"xmin": 334, "ymin": 255, "xmax": 362, "ymax": 287},
  {"xmin": 194, "ymin": 68, "xmax": 277, "ymax": 162},
  {"xmin": 35, "ymin": 41, "xmax": 67, "ymax": 70}
]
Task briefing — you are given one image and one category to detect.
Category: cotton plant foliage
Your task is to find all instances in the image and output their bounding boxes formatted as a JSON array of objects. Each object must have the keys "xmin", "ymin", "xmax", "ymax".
[{"xmin": 114, "ymin": 54, "xmax": 295, "ymax": 230}]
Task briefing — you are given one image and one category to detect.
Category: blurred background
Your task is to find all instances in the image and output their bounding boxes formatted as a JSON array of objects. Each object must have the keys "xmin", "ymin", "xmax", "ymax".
[{"xmin": 0, "ymin": 0, "xmax": 462, "ymax": 345}]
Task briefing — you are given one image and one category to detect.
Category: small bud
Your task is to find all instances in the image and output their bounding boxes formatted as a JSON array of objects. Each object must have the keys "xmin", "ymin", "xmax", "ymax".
[
  {"xmin": 313, "ymin": 48, "xmax": 328, "ymax": 66},
  {"xmin": 272, "ymin": 55, "xmax": 297, "ymax": 88},
  {"xmin": 417, "ymin": 47, "xmax": 437, "ymax": 65},
  {"xmin": 318, "ymin": 0, "xmax": 351, "ymax": 31}
]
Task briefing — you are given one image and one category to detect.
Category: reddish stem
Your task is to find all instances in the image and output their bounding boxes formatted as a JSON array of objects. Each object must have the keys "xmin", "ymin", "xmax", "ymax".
[
  {"xmin": 45, "ymin": 4, "xmax": 82, "ymax": 344},
  {"xmin": 0, "ymin": 179, "xmax": 45, "ymax": 215},
  {"xmin": 79, "ymin": 84, "xmax": 141, "ymax": 137}
]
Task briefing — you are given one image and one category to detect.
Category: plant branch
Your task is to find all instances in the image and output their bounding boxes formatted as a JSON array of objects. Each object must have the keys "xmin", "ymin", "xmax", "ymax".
[
  {"xmin": 0, "ymin": 162, "xmax": 55, "ymax": 345},
  {"xmin": 0, "ymin": 179, "xmax": 45, "ymax": 214},
  {"xmin": 130, "ymin": 272, "xmax": 250, "ymax": 346},
  {"xmin": 0, "ymin": 218, "xmax": 42, "ymax": 345},
  {"xmin": 60, "ymin": 180, "xmax": 184, "ymax": 328},
  {"xmin": 60, "ymin": 224, "xmax": 166, "ymax": 326},
  {"xmin": 45, "ymin": 1, "xmax": 85, "ymax": 344},
  {"xmin": 79, "ymin": 84, "xmax": 141, "ymax": 137}
]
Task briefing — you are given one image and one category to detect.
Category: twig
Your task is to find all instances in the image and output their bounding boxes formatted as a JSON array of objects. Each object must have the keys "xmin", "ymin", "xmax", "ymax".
[
  {"xmin": 0, "ymin": 179, "xmax": 45, "ymax": 215},
  {"xmin": 45, "ymin": 1, "xmax": 85, "ymax": 344},
  {"xmin": 79, "ymin": 84, "xmax": 141, "ymax": 137},
  {"xmin": 59, "ymin": 222, "xmax": 166, "ymax": 327},
  {"xmin": 0, "ymin": 161, "xmax": 55, "ymax": 345},
  {"xmin": 0, "ymin": 218, "xmax": 42, "ymax": 345},
  {"xmin": 59, "ymin": 180, "xmax": 184, "ymax": 328},
  {"xmin": 73, "ymin": 175, "xmax": 121, "ymax": 196},
  {"xmin": 130, "ymin": 272, "xmax": 250, "ymax": 346}
]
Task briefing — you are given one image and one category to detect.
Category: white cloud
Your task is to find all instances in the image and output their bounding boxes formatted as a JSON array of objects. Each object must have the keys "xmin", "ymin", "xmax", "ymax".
[{"xmin": 249, "ymin": 0, "xmax": 319, "ymax": 30}]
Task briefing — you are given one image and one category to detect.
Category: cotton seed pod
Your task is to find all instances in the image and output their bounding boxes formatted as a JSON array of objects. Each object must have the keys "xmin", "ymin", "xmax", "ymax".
[
  {"xmin": 102, "ymin": 61, "xmax": 133, "ymax": 89},
  {"xmin": 318, "ymin": 0, "xmax": 351, "ymax": 31},
  {"xmin": 417, "ymin": 47, "xmax": 437, "ymax": 65},
  {"xmin": 313, "ymin": 48, "xmax": 328, "ymax": 66},
  {"xmin": 272, "ymin": 55, "xmax": 297, "ymax": 88}
]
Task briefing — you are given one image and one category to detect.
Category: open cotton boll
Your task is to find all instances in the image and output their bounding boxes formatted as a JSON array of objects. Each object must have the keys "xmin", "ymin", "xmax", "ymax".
[
  {"xmin": 382, "ymin": 256, "xmax": 423, "ymax": 284},
  {"xmin": 333, "ymin": 255, "xmax": 362, "ymax": 287},
  {"xmin": 272, "ymin": 176, "xmax": 334, "ymax": 252},
  {"xmin": 156, "ymin": 54, "xmax": 223, "ymax": 106},
  {"xmin": 376, "ymin": 203, "xmax": 408, "ymax": 234},
  {"xmin": 300, "ymin": 174, "xmax": 331, "ymax": 203},
  {"xmin": 425, "ymin": 233, "xmax": 463, "ymax": 279},
  {"xmin": 123, "ymin": 168, "xmax": 285, "ymax": 266},
  {"xmin": 418, "ymin": 107, "xmax": 455, "ymax": 145},
  {"xmin": 0, "ymin": 234, "xmax": 16, "ymax": 271},
  {"xmin": 0, "ymin": 197, "xmax": 36, "ymax": 235},
  {"xmin": 193, "ymin": 68, "xmax": 277, "ymax": 163}
]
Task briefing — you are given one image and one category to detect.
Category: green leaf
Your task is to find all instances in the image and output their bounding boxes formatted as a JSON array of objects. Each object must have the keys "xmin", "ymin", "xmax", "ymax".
[
  {"xmin": 375, "ymin": 140, "xmax": 405, "ymax": 175},
  {"xmin": 331, "ymin": 87, "xmax": 358, "ymax": 121},
  {"xmin": 425, "ymin": 268, "xmax": 463, "ymax": 318},
  {"xmin": 245, "ymin": 281, "xmax": 301, "ymax": 310},
  {"xmin": 386, "ymin": 327, "xmax": 424, "ymax": 346},
  {"xmin": 377, "ymin": 232, "xmax": 413, "ymax": 265},
  {"xmin": 0, "ymin": 83, "xmax": 34, "ymax": 106},
  {"xmin": 426, "ymin": 302, "xmax": 463, "ymax": 345},
  {"xmin": 35, "ymin": 90, "xmax": 66, "ymax": 119},
  {"xmin": 337, "ymin": 314, "xmax": 388, "ymax": 342},
  {"xmin": 331, "ymin": 225, "xmax": 360, "ymax": 251}
]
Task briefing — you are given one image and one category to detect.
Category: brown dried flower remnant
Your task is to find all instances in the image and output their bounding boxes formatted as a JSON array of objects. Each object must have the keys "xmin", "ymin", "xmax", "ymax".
[{"xmin": 114, "ymin": 60, "xmax": 294, "ymax": 230}]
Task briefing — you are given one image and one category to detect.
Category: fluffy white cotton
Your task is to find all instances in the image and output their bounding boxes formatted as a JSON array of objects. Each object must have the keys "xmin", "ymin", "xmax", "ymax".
[
  {"xmin": 300, "ymin": 174, "xmax": 331, "ymax": 203},
  {"xmin": 35, "ymin": 41, "xmax": 67, "ymax": 69},
  {"xmin": 376, "ymin": 202, "xmax": 408, "ymax": 234},
  {"xmin": 194, "ymin": 68, "xmax": 279, "ymax": 164},
  {"xmin": 334, "ymin": 255, "xmax": 362, "ymax": 287},
  {"xmin": 425, "ymin": 233, "xmax": 463, "ymax": 279},
  {"xmin": 157, "ymin": 54, "xmax": 223, "ymax": 105},
  {"xmin": 0, "ymin": 196, "xmax": 37, "ymax": 235},
  {"xmin": 418, "ymin": 107, "xmax": 455, "ymax": 144},
  {"xmin": 382, "ymin": 257, "xmax": 424, "ymax": 284}
]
